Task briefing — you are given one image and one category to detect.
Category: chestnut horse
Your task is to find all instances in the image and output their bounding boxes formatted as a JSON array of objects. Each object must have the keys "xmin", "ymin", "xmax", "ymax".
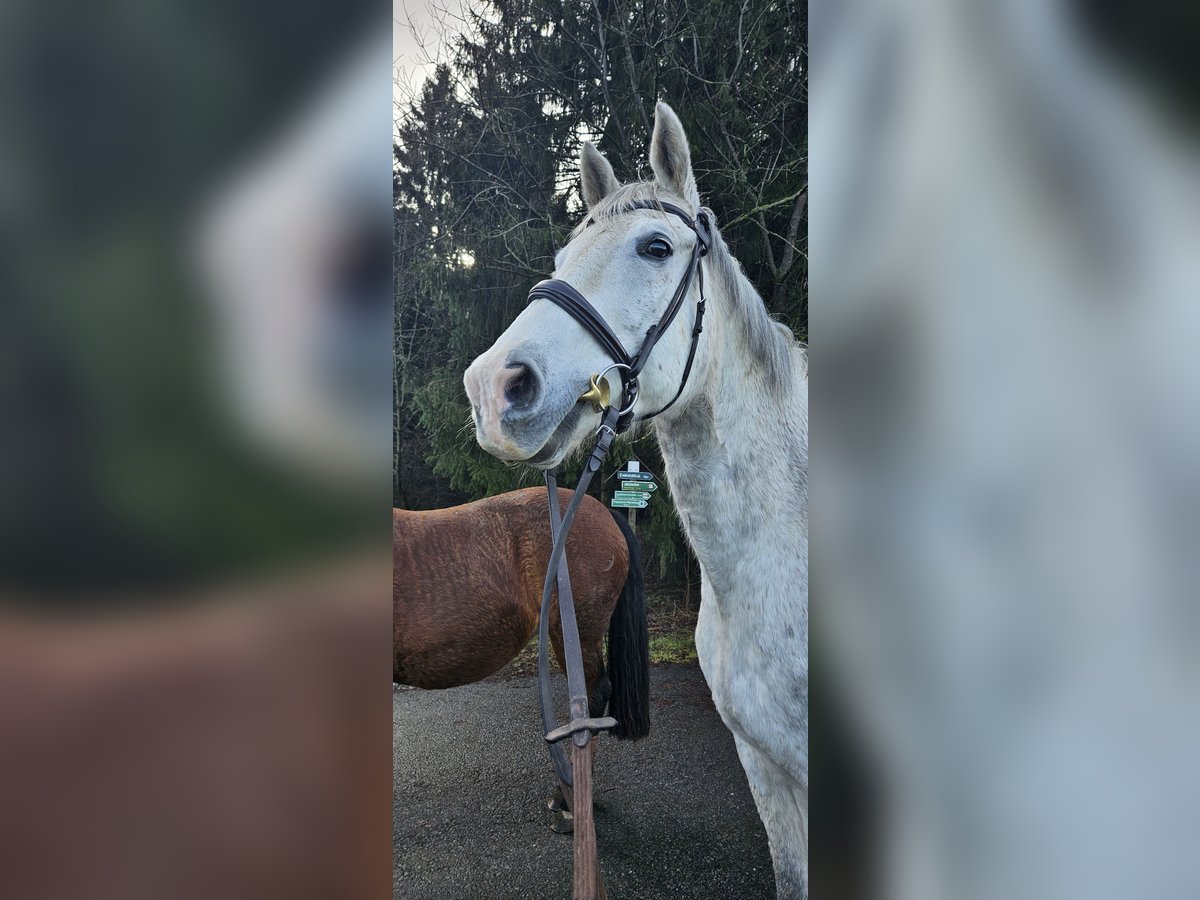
[{"xmin": 392, "ymin": 487, "xmax": 649, "ymax": 741}]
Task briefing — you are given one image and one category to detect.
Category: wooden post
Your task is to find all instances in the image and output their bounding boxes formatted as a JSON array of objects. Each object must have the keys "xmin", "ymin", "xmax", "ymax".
[
  {"xmin": 627, "ymin": 461, "xmax": 639, "ymax": 533},
  {"xmin": 571, "ymin": 738, "xmax": 606, "ymax": 900}
]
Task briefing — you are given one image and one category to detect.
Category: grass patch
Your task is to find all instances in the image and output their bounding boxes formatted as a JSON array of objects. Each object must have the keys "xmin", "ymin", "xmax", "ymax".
[
  {"xmin": 648, "ymin": 629, "xmax": 697, "ymax": 665},
  {"xmin": 500, "ymin": 594, "xmax": 698, "ymax": 677}
]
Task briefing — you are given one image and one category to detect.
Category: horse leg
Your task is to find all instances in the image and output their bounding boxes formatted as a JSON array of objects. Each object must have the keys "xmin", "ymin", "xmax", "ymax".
[
  {"xmin": 733, "ymin": 734, "xmax": 808, "ymax": 900},
  {"xmin": 548, "ymin": 778, "xmax": 575, "ymax": 834},
  {"xmin": 548, "ymin": 607, "xmax": 611, "ymax": 717},
  {"xmin": 547, "ymin": 781, "xmax": 570, "ymax": 812},
  {"xmin": 543, "ymin": 627, "xmax": 575, "ymax": 832},
  {"xmin": 585, "ymin": 642, "xmax": 611, "ymax": 719},
  {"xmin": 544, "ymin": 634, "xmax": 611, "ymax": 833}
]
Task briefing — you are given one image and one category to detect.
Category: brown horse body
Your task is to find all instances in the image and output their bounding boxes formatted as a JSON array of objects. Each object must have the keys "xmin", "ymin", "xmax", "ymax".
[{"xmin": 393, "ymin": 487, "xmax": 648, "ymax": 736}]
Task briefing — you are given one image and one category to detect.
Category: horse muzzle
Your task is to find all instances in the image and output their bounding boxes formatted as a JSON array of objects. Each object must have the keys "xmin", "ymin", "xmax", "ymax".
[{"xmin": 464, "ymin": 348, "xmax": 597, "ymax": 465}]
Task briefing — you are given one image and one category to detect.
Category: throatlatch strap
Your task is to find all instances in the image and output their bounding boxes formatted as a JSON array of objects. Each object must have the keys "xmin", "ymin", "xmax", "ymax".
[
  {"xmin": 631, "ymin": 236, "xmax": 708, "ymax": 424},
  {"xmin": 641, "ymin": 285, "xmax": 706, "ymax": 420}
]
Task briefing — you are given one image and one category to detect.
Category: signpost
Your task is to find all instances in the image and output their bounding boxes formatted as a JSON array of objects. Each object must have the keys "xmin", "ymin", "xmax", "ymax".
[
  {"xmin": 610, "ymin": 497, "xmax": 648, "ymax": 509},
  {"xmin": 614, "ymin": 490, "xmax": 651, "ymax": 501},
  {"xmin": 617, "ymin": 470, "xmax": 655, "ymax": 481},
  {"xmin": 612, "ymin": 461, "xmax": 655, "ymax": 523},
  {"xmin": 620, "ymin": 481, "xmax": 657, "ymax": 493}
]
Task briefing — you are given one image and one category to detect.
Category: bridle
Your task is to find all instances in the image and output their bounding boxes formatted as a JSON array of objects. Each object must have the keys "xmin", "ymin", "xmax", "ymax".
[
  {"xmin": 528, "ymin": 199, "xmax": 711, "ymax": 435},
  {"xmin": 526, "ymin": 199, "xmax": 711, "ymax": 792}
]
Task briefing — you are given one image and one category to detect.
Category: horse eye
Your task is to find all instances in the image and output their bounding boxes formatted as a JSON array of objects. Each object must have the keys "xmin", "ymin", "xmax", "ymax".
[{"xmin": 642, "ymin": 239, "xmax": 672, "ymax": 260}]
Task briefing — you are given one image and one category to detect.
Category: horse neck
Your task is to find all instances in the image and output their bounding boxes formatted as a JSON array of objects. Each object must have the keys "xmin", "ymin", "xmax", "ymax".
[{"xmin": 652, "ymin": 242, "xmax": 807, "ymax": 595}]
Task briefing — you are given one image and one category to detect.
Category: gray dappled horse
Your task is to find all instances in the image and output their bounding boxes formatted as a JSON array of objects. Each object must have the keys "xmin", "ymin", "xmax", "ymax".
[{"xmin": 466, "ymin": 103, "xmax": 809, "ymax": 898}]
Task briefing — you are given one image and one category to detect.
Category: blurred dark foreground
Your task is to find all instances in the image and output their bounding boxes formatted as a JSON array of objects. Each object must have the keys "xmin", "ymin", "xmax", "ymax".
[{"xmin": 0, "ymin": 0, "xmax": 392, "ymax": 897}]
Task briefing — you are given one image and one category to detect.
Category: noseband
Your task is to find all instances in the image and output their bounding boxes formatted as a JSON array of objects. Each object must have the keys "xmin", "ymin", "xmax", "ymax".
[{"xmin": 525, "ymin": 200, "xmax": 711, "ymax": 796}]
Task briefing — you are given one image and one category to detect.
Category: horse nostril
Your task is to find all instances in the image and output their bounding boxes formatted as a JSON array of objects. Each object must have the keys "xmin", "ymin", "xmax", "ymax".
[{"xmin": 503, "ymin": 363, "xmax": 540, "ymax": 409}]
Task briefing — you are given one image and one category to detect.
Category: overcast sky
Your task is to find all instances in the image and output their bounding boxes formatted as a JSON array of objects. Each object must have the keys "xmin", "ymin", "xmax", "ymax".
[{"xmin": 394, "ymin": 0, "xmax": 466, "ymax": 104}]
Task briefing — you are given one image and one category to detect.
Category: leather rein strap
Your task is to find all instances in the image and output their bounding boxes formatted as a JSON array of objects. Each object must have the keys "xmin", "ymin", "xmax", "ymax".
[
  {"xmin": 536, "ymin": 407, "xmax": 621, "ymax": 787},
  {"xmin": 530, "ymin": 200, "xmax": 710, "ymax": 787}
]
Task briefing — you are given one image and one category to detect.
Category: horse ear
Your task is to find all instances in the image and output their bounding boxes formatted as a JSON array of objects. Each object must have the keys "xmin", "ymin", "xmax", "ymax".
[
  {"xmin": 649, "ymin": 102, "xmax": 699, "ymax": 209},
  {"xmin": 581, "ymin": 141, "xmax": 619, "ymax": 209}
]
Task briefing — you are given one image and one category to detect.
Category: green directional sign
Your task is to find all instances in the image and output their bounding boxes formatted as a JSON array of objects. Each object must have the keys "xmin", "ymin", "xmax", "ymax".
[
  {"xmin": 614, "ymin": 490, "xmax": 651, "ymax": 501},
  {"xmin": 619, "ymin": 470, "xmax": 655, "ymax": 481},
  {"xmin": 610, "ymin": 497, "xmax": 648, "ymax": 509},
  {"xmin": 621, "ymin": 481, "xmax": 657, "ymax": 493}
]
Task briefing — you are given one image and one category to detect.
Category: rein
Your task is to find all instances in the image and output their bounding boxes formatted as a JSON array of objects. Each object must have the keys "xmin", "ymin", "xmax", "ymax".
[{"xmin": 528, "ymin": 200, "xmax": 710, "ymax": 789}]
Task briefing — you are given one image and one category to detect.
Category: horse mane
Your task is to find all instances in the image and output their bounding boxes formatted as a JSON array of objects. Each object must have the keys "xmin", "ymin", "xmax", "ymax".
[{"xmin": 573, "ymin": 182, "xmax": 799, "ymax": 392}]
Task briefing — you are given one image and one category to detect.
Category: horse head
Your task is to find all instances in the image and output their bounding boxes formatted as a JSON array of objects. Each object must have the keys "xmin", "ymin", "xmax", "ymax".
[{"xmin": 465, "ymin": 102, "xmax": 709, "ymax": 467}]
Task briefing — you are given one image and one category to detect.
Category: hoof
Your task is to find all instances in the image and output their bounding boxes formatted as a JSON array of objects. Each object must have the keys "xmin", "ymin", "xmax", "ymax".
[
  {"xmin": 546, "ymin": 786, "xmax": 569, "ymax": 813},
  {"xmin": 550, "ymin": 810, "xmax": 574, "ymax": 835}
]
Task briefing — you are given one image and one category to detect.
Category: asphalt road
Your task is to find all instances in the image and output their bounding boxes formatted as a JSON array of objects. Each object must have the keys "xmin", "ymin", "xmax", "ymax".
[{"xmin": 393, "ymin": 665, "xmax": 775, "ymax": 899}]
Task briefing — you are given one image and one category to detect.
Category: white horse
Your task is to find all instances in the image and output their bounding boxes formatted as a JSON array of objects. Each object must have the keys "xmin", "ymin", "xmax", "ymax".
[{"xmin": 464, "ymin": 102, "xmax": 809, "ymax": 898}]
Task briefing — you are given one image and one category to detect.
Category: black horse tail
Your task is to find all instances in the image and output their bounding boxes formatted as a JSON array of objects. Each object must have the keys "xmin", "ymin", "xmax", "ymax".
[{"xmin": 606, "ymin": 509, "xmax": 651, "ymax": 739}]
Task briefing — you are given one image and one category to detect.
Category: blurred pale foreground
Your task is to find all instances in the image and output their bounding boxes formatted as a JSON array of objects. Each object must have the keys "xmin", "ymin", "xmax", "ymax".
[
  {"xmin": 0, "ymin": 27, "xmax": 391, "ymax": 900},
  {"xmin": 812, "ymin": 1, "xmax": 1200, "ymax": 898}
]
